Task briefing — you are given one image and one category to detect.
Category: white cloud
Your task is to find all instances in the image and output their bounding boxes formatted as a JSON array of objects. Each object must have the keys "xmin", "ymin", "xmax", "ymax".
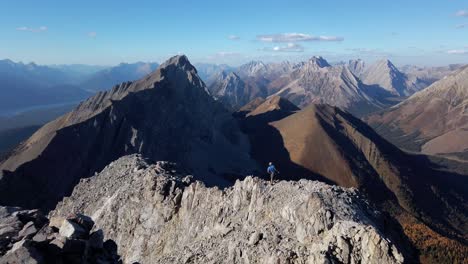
[
  {"xmin": 260, "ymin": 43, "xmax": 305, "ymax": 52},
  {"xmin": 16, "ymin": 26, "xmax": 48, "ymax": 33},
  {"xmin": 216, "ymin": 51, "xmax": 241, "ymax": 57},
  {"xmin": 228, "ymin": 35, "xmax": 240, "ymax": 40},
  {"xmin": 346, "ymin": 48, "xmax": 394, "ymax": 57},
  {"xmin": 446, "ymin": 49, "xmax": 468, "ymax": 54},
  {"xmin": 455, "ymin": 10, "xmax": 468, "ymax": 17},
  {"xmin": 88, "ymin": 32, "xmax": 97, "ymax": 38},
  {"xmin": 257, "ymin": 33, "xmax": 344, "ymax": 43}
]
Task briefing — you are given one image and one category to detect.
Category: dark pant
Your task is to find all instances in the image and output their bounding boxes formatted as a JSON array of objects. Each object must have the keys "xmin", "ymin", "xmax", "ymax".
[{"xmin": 270, "ymin": 172, "xmax": 275, "ymax": 183}]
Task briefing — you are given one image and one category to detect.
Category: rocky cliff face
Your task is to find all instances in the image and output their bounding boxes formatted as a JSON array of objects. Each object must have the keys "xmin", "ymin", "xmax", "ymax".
[{"xmin": 50, "ymin": 155, "xmax": 406, "ymax": 264}]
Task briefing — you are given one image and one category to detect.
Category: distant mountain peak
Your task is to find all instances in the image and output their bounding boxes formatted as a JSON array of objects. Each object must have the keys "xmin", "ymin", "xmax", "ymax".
[
  {"xmin": 160, "ymin": 55, "xmax": 195, "ymax": 72},
  {"xmin": 308, "ymin": 56, "xmax": 331, "ymax": 68},
  {"xmin": 362, "ymin": 58, "xmax": 412, "ymax": 96}
]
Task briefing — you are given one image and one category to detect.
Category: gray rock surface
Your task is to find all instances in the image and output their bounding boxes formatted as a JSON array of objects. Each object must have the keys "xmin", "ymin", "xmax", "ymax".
[
  {"xmin": 0, "ymin": 206, "xmax": 120, "ymax": 263},
  {"xmin": 51, "ymin": 154, "xmax": 405, "ymax": 264}
]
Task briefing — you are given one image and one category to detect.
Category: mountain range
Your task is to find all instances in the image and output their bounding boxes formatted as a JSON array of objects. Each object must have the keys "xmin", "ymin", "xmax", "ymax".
[
  {"xmin": 206, "ymin": 57, "xmax": 460, "ymax": 117},
  {"xmin": 0, "ymin": 55, "xmax": 467, "ymax": 263},
  {"xmin": 80, "ymin": 62, "xmax": 160, "ymax": 91},
  {"xmin": 366, "ymin": 65, "xmax": 468, "ymax": 159},
  {"xmin": 0, "ymin": 55, "xmax": 257, "ymax": 210},
  {"xmin": 0, "ymin": 59, "xmax": 91, "ymax": 113}
]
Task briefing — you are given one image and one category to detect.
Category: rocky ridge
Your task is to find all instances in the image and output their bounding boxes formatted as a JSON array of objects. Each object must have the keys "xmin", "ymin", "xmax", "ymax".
[{"xmin": 50, "ymin": 154, "xmax": 406, "ymax": 264}]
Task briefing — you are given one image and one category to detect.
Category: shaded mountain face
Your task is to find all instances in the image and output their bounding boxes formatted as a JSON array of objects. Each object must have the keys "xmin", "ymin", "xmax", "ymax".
[
  {"xmin": 238, "ymin": 98, "xmax": 468, "ymax": 262},
  {"xmin": 0, "ymin": 59, "xmax": 91, "ymax": 113},
  {"xmin": 270, "ymin": 57, "xmax": 393, "ymax": 117},
  {"xmin": 0, "ymin": 55, "xmax": 258, "ymax": 211},
  {"xmin": 80, "ymin": 62, "xmax": 159, "ymax": 91},
  {"xmin": 366, "ymin": 65, "xmax": 468, "ymax": 157}
]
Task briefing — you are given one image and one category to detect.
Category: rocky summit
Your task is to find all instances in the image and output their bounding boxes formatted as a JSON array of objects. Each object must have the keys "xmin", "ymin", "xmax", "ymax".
[{"xmin": 49, "ymin": 154, "xmax": 406, "ymax": 264}]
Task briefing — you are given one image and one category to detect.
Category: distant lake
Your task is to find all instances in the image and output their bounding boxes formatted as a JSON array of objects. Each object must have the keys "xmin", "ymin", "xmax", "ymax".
[{"xmin": 0, "ymin": 101, "xmax": 81, "ymax": 117}]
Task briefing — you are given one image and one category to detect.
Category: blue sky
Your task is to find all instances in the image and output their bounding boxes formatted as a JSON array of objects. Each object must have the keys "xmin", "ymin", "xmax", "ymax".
[{"xmin": 0, "ymin": 0, "xmax": 467, "ymax": 66}]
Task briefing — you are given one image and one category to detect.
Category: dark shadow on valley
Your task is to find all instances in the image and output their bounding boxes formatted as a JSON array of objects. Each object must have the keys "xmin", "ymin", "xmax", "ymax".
[{"xmin": 237, "ymin": 109, "xmax": 337, "ymax": 185}]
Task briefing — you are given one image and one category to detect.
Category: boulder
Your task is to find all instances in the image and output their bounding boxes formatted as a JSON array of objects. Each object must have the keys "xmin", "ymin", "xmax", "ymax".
[
  {"xmin": 88, "ymin": 229, "xmax": 104, "ymax": 249},
  {"xmin": 0, "ymin": 239, "xmax": 44, "ymax": 264},
  {"xmin": 59, "ymin": 220, "xmax": 88, "ymax": 239},
  {"xmin": 18, "ymin": 221, "xmax": 38, "ymax": 239},
  {"xmin": 69, "ymin": 214, "xmax": 94, "ymax": 233}
]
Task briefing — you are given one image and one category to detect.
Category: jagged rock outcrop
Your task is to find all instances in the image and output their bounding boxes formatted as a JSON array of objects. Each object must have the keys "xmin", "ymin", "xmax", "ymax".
[
  {"xmin": 0, "ymin": 207, "xmax": 119, "ymax": 263},
  {"xmin": 0, "ymin": 55, "xmax": 258, "ymax": 211},
  {"xmin": 50, "ymin": 155, "xmax": 406, "ymax": 264}
]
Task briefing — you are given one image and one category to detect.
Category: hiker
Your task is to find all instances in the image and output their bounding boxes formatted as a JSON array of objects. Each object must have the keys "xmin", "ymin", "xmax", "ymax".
[{"xmin": 267, "ymin": 162, "xmax": 279, "ymax": 184}]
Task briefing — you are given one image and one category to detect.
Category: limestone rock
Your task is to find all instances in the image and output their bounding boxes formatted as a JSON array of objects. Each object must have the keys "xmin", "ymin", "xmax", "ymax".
[
  {"xmin": 59, "ymin": 220, "xmax": 87, "ymax": 239},
  {"xmin": 51, "ymin": 154, "xmax": 406, "ymax": 264}
]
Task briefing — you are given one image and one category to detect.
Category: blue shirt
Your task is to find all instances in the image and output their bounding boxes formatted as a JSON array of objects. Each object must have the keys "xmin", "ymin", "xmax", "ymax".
[{"xmin": 267, "ymin": 165, "xmax": 276, "ymax": 173}]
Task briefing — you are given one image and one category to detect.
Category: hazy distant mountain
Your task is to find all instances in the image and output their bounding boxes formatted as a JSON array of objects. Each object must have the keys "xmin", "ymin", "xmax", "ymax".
[
  {"xmin": 208, "ymin": 71, "xmax": 269, "ymax": 110},
  {"xmin": 0, "ymin": 59, "xmax": 91, "ymax": 113},
  {"xmin": 81, "ymin": 62, "xmax": 159, "ymax": 91},
  {"xmin": 346, "ymin": 59, "xmax": 367, "ymax": 76},
  {"xmin": 401, "ymin": 64, "xmax": 465, "ymax": 90},
  {"xmin": 49, "ymin": 64, "xmax": 108, "ymax": 84},
  {"xmin": 367, "ymin": 65, "xmax": 468, "ymax": 158},
  {"xmin": 193, "ymin": 63, "xmax": 235, "ymax": 85},
  {"xmin": 237, "ymin": 60, "xmax": 302, "ymax": 79},
  {"xmin": 270, "ymin": 57, "xmax": 392, "ymax": 116}
]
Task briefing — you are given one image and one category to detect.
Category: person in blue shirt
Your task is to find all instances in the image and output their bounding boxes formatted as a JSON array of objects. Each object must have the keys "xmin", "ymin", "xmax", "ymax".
[{"xmin": 267, "ymin": 162, "xmax": 279, "ymax": 184}]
